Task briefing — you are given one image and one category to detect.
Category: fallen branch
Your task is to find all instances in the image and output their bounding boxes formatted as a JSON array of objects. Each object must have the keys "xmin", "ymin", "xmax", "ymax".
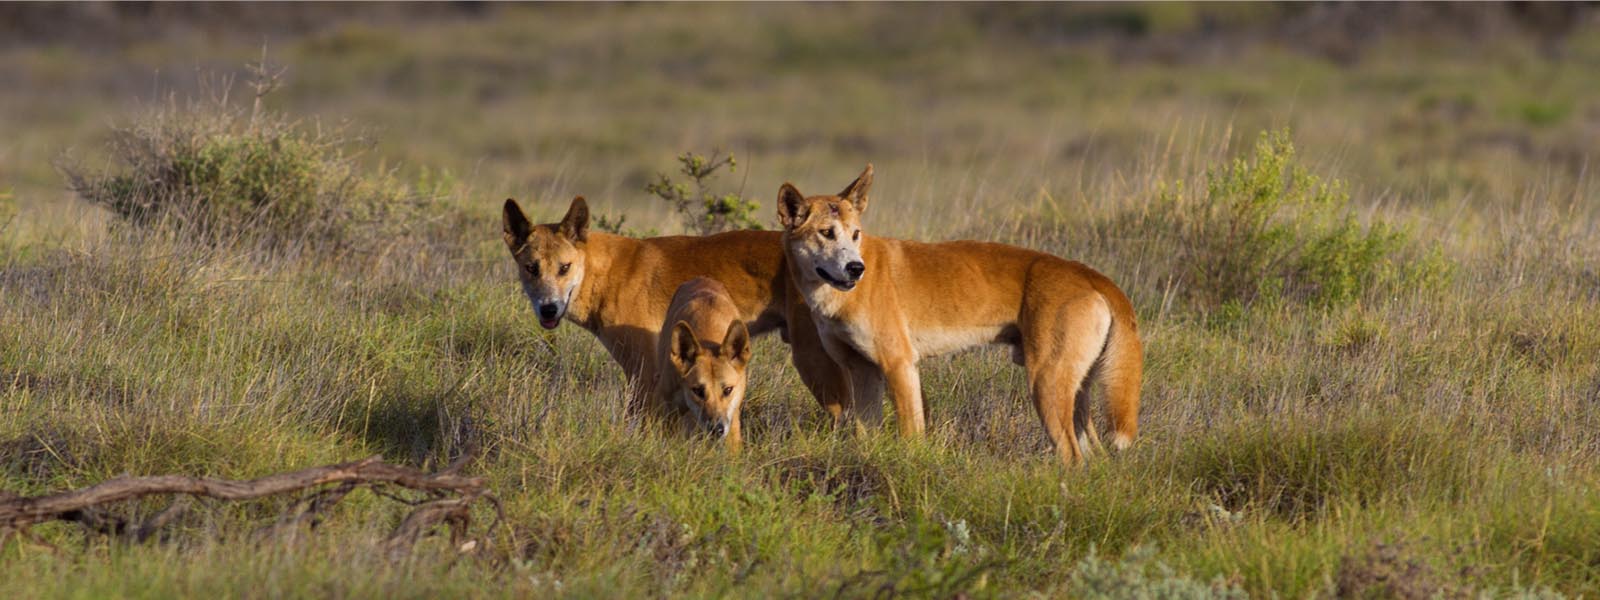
[{"xmin": 0, "ymin": 454, "xmax": 500, "ymax": 558}]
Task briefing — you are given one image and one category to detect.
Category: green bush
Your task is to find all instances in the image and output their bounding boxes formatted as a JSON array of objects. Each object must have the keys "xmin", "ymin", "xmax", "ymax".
[
  {"xmin": 826, "ymin": 517, "xmax": 997, "ymax": 598},
  {"xmin": 1144, "ymin": 130, "xmax": 1439, "ymax": 311},
  {"xmin": 63, "ymin": 93, "xmax": 423, "ymax": 250},
  {"xmin": 1518, "ymin": 101, "xmax": 1570, "ymax": 127},
  {"xmin": 645, "ymin": 150, "xmax": 763, "ymax": 235},
  {"xmin": 1067, "ymin": 546, "xmax": 1248, "ymax": 599}
]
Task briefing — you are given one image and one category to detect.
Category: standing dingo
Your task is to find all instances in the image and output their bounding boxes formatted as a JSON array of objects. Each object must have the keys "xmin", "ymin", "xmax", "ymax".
[
  {"xmin": 776, "ymin": 166, "xmax": 1142, "ymax": 465},
  {"xmin": 657, "ymin": 277, "xmax": 753, "ymax": 451},
  {"xmin": 502, "ymin": 197, "xmax": 848, "ymax": 420}
]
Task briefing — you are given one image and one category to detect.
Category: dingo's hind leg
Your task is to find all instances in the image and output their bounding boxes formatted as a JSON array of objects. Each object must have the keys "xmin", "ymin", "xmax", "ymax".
[
  {"xmin": 1027, "ymin": 364, "xmax": 1088, "ymax": 466},
  {"xmin": 1023, "ymin": 297, "xmax": 1112, "ymax": 466},
  {"xmin": 1073, "ymin": 366, "xmax": 1106, "ymax": 456}
]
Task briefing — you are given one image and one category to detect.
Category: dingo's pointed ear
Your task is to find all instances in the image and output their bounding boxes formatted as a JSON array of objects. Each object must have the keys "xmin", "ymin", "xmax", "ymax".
[
  {"xmin": 838, "ymin": 163, "xmax": 872, "ymax": 213},
  {"xmin": 721, "ymin": 320, "xmax": 751, "ymax": 366},
  {"xmin": 669, "ymin": 321, "xmax": 699, "ymax": 375},
  {"xmin": 559, "ymin": 196, "xmax": 590, "ymax": 242},
  {"xmin": 777, "ymin": 183, "xmax": 809, "ymax": 228},
  {"xmin": 503, "ymin": 198, "xmax": 532, "ymax": 249}
]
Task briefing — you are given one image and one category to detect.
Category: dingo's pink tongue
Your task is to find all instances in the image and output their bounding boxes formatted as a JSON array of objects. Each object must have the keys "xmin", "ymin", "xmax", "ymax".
[{"xmin": 539, "ymin": 317, "xmax": 560, "ymax": 330}]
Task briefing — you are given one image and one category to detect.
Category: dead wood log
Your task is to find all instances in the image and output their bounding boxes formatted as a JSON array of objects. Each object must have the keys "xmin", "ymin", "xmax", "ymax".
[{"xmin": 0, "ymin": 454, "xmax": 500, "ymax": 557}]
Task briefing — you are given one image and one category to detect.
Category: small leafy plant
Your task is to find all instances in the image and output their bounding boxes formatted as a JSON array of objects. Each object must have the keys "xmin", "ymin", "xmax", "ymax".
[
  {"xmin": 1068, "ymin": 545, "xmax": 1248, "ymax": 599},
  {"xmin": 1146, "ymin": 130, "xmax": 1442, "ymax": 311},
  {"xmin": 592, "ymin": 212, "xmax": 658, "ymax": 238},
  {"xmin": 830, "ymin": 517, "xmax": 997, "ymax": 598},
  {"xmin": 645, "ymin": 150, "xmax": 763, "ymax": 235}
]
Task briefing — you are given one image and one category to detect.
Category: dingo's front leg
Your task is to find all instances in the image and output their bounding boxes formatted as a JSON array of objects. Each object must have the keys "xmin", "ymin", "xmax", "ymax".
[
  {"xmin": 883, "ymin": 358, "xmax": 924, "ymax": 436},
  {"xmin": 844, "ymin": 361, "xmax": 886, "ymax": 426},
  {"xmin": 819, "ymin": 331, "xmax": 885, "ymax": 427},
  {"xmin": 875, "ymin": 327, "xmax": 924, "ymax": 436},
  {"xmin": 600, "ymin": 327, "xmax": 658, "ymax": 423},
  {"xmin": 788, "ymin": 305, "xmax": 854, "ymax": 424}
]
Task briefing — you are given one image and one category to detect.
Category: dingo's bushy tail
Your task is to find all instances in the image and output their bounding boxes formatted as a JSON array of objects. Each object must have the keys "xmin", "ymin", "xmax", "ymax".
[{"xmin": 1076, "ymin": 281, "xmax": 1142, "ymax": 452}]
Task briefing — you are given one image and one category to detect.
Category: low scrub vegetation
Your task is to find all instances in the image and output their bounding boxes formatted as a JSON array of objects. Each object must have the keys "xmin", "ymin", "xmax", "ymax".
[
  {"xmin": 1068, "ymin": 546, "xmax": 1247, "ymax": 599},
  {"xmin": 1111, "ymin": 131, "xmax": 1446, "ymax": 315},
  {"xmin": 61, "ymin": 93, "xmax": 432, "ymax": 252}
]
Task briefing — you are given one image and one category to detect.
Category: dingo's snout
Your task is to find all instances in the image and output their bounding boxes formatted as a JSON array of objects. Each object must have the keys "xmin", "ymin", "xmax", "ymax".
[
  {"xmin": 537, "ymin": 302, "xmax": 563, "ymax": 328},
  {"xmin": 844, "ymin": 261, "xmax": 865, "ymax": 281}
]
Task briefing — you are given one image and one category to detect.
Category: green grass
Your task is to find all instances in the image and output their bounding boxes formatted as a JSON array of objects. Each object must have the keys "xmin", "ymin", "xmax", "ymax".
[{"xmin": 4, "ymin": 3, "xmax": 1600, "ymax": 598}]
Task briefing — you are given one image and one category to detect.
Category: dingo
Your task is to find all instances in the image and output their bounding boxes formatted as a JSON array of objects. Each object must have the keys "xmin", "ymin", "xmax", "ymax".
[
  {"xmin": 658, "ymin": 277, "xmax": 752, "ymax": 450},
  {"xmin": 776, "ymin": 165, "xmax": 1142, "ymax": 465},
  {"xmin": 502, "ymin": 197, "xmax": 848, "ymax": 419}
]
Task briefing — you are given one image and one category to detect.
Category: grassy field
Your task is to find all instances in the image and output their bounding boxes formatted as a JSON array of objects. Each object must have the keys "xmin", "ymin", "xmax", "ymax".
[{"xmin": 4, "ymin": 4, "xmax": 1600, "ymax": 597}]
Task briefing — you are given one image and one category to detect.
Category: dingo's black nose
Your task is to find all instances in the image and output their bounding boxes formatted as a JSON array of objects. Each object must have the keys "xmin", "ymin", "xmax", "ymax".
[
  {"xmin": 845, "ymin": 261, "xmax": 865, "ymax": 280},
  {"xmin": 712, "ymin": 422, "xmax": 728, "ymax": 437},
  {"xmin": 539, "ymin": 303, "xmax": 560, "ymax": 320}
]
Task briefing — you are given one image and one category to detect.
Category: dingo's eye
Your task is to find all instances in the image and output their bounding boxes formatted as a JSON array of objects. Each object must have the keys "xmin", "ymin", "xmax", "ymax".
[
  {"xmin": 524, "ymin": 262, "xmax": 539, "ymax": 277},
  {"xmin": 722, "ymin": 386, "xmax": 734, "ymax": 397},
  {"xmin": 821, "ymin": 228, "xmax": 836, "ymax": 240},
  {"xmin": 852, "ymin": 229, "xmax": 860, "ymax": 241},
  {"xmin": 558, "ymin": 262, "xmax": 571, "ymax": 276},
  {"xmin": 692, "ymin": 386, "xmax": 706, "ymax": 398}
]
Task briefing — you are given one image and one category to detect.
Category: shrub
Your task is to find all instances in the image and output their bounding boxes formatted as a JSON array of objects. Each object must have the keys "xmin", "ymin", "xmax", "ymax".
[
  {"xmin": 592, "ymin": 211, "xmax": 658, "ymax": 238},
  {"xmin": 1067, "ymin": 545, "xmax": 1248, "ymax": 599},
  {"xmin": 833, "ymin": 517, "xmax": 997, "ymax": 598},
  {"xmin": 1334, "ymin": 539, "xmax": 1474, "ymax": 600},
  {"xmin": 645, "ymin": 150, "xmax": 763, "ymax": 235},
  {"xmin": 1518, "ymin": 101, "xmax": 1569, "ymax": 127},
  {"xmin": 62, "ymin": 77, "xmax": 426, "ymax": 251},
  {"xmin": 1142, "ymin": 130, "xmax": 1438, "ymax": 311}
]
